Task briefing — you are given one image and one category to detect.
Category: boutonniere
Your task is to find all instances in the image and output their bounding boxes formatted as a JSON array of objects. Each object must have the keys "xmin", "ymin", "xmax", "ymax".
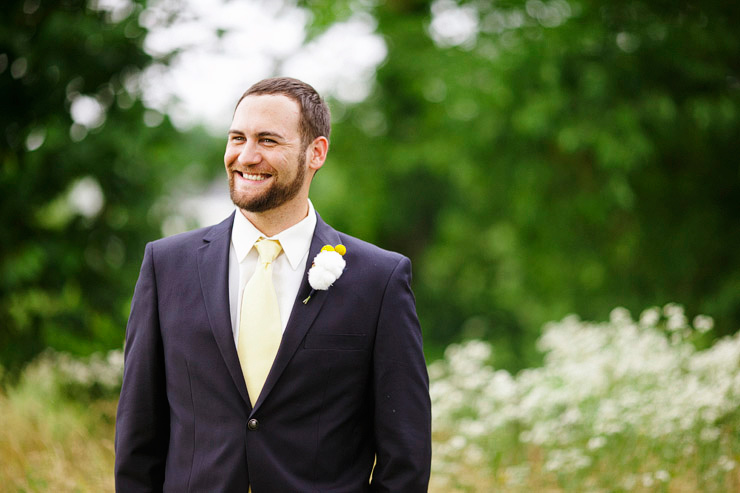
[{"xmin": 303, "ymin": 244, "xmax": 347, "ymax": 304}]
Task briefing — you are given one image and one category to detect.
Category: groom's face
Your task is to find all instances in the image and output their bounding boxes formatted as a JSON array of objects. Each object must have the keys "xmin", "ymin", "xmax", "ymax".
[{"xmin": 224, "ymin": 94, "xmax": 308, "ymax": 213}]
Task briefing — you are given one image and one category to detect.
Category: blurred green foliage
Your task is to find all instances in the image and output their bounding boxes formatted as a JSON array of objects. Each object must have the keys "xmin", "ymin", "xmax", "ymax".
[
  {"xmin": 307, "ymin": 0, "xmax": 740, "ymax": 368},
  {"xmin": 0, "ymin": 0, "xmax": 222, "ymax": 371},
  {"xmin": 2, "ymin": 0, "xmax": 739, "ymax": 373}
]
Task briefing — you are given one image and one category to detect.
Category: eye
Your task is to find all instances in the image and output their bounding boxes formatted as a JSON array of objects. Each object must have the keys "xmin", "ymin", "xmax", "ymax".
[
  {"xmin": 230, "ymin": 135, "xmax": 245, "ymax": 142},
  {"xmin": 260, "ymin": 138, "xmax": 277, "ymax": 145}
]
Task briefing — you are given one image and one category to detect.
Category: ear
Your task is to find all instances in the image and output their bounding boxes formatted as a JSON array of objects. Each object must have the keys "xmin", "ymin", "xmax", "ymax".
[{"xmin": 306, "ymin": 136, "xmax": 329, "ymax": 172}]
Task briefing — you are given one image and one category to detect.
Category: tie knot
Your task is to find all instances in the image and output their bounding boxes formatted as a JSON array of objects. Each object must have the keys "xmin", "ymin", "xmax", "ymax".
[{"xmin": 254, "ymin": 238, "xmax": 282, "ymax": 264}]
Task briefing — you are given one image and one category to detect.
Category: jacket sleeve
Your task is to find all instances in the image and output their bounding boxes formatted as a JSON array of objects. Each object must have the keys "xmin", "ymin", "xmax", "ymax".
[
  {"xmin": 115, "ymin": 242, "xmax": 170, "ymax": 492},
  {"xmin": 370, "ymin": 256, "xmax": 432, "ymax": 492}
]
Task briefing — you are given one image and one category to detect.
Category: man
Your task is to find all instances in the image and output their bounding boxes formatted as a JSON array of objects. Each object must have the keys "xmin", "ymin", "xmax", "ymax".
[{"xmin": 115, "ymin": 77, "xmax": 431, "ymax": 492}]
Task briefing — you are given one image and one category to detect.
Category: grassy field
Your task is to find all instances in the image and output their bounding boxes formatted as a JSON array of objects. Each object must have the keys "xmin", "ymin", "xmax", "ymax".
[
  {"xmin": 1, "ymin": 305, "xmax": 739, "ymax": 492},
  {"xmin": 3, "ymin": 389, "xmax": 736, "ymax": 493},
  {"xmin": 0, "ymin": 365, "xmax": 116, "ymax": 492}
]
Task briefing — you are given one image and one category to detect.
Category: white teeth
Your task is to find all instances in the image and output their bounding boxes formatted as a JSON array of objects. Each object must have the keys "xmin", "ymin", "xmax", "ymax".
[{"xmin": 242, "ymin": 173, "xmax": 269, "ymax": 181}]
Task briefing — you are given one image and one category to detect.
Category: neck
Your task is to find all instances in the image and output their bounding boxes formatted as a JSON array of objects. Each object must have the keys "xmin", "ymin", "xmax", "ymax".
[{"xmin": 240, "ymin": 198, "xmax": 310, "ymax": 237}]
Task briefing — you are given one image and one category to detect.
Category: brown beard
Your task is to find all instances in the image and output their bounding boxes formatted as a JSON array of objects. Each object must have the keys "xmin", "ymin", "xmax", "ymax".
[{"xmin": 229, "ymin": 152, "xmax": 306, "ymax": 213}]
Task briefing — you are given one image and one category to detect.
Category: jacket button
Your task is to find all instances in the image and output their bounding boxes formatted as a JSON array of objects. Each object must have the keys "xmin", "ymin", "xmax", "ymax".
[{"xmin": 247, "ymin": 418, "xmax": 259, "ymax": 431}]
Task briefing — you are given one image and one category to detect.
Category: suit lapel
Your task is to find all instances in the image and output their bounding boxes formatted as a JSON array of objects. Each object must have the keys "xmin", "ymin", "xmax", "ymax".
[
  {"xmin": 251, "ymin": 213, "xmax": 340, "ymax": 413},
  {"xmin": 197, "ymin": 212, "xmax": 252, "ymax": 408}
]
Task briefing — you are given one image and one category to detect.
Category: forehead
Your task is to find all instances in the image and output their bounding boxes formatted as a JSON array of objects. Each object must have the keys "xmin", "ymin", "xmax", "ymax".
[{"xmin": 231, "ymin": 94, "xmax": 301, "ymax": 136}]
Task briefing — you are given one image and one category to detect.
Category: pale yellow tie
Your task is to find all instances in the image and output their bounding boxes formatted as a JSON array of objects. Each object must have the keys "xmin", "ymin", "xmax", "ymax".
[{"xmin": 237, "ymin": 238, "xmax": 283, "ymax": 406}]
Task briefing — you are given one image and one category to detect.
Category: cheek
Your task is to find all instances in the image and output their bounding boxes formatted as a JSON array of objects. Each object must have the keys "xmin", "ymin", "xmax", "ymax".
[{"xmin": 224, "ymin": 148, "xmax": 237, "ymax": 166}]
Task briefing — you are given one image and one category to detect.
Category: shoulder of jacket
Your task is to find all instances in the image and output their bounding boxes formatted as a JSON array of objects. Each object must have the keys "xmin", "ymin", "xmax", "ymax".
[
  {"xmin": 148, "ymin": 215, "xmax": 233, "ymax": 256},
  {"xmin": 334, "ymin": 231, "xmax": 408, "ymax": 271}
]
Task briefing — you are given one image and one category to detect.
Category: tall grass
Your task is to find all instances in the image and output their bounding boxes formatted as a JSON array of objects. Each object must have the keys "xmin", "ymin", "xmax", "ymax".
[{"xmin": 0, "ymin": 353, "xmax": 118, "ymax": 492}]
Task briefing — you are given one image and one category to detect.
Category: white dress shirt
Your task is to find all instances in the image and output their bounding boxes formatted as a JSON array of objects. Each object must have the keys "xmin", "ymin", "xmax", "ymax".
[{"xmin": 228, "ymin": 200, "xmax": 317, "ymax": 343}]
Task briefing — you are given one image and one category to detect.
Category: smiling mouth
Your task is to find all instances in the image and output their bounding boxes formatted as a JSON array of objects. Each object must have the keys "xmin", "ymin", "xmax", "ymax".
[{"xmin": 236, "ymin": 170, "xmax": 272, "ymax": 181}]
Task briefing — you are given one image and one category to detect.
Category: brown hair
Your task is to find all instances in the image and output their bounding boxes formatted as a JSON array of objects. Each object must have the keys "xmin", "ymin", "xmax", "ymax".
[{"xmin": 236, "ymin": 77, "xmax": 331, "ymax": 149}]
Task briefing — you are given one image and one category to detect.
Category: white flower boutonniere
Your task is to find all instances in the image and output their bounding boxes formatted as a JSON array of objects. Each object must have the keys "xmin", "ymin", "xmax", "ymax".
[{"xmin": 303, "ymin": 244, "xmax": 347, "ymax": 304}]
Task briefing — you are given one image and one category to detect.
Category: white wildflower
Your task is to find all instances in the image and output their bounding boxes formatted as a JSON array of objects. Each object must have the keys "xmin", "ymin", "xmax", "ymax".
[
  {"xmin": 663, "ymin": 302, "xmax": 684, "ymax": 318},
  {"xmin": 622, "ymin": 475, "xmax": 637, "ymax": 489},
  {"xmin": 667, "ymin": 312, "xmax": 688, "ymax": 332},
  {"xmin": 504, "ymin": 464, "xmax": 530, "ymax": 487},
  {"xmin": 459, "ymin": 419, "xmax": 486, "ymax": 438},
  {"xmin": 544, "ymin": 448, "xmax": 592, "ymax": 473},
  {"xmin": 718, "ymin": 455, "xmax": 736, "ymax": 472},
  {"xmin": 641, "ymin": 473, "xmax": 654, "ymax": 487},
  {"xmin": 655, "ymin": 470, "xmax": 670, "ymax": 482},
  {"xmin": 639, "ymin": 307, "xmax": 661, "ymax": 327},
  {"xmin": 693, "ymin": 315, "xmax": 714, "ymax": 333},
  {"xmin": 587, "ymin": 436, "xmax": 606, "ymax": 450},
  {"xmin": 700, "ymin": 427, "xmax": 720, "ymax": 442},
  {"xmin": 448, "ymin": 435, "xmax": 467, "ymax": 450},
  {"xmin": 462, "ymin": 444, "xmax": 485, "ymax": 464},
  {"xmin": 610, "ymin": 307, "xmax": 632, "ymax": 325}
]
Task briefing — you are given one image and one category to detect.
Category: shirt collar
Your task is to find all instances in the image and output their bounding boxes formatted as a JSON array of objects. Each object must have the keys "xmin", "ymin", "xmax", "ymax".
[{"xmin": 231, "ymin": 199, "xmax": 317, "ymax": 271}]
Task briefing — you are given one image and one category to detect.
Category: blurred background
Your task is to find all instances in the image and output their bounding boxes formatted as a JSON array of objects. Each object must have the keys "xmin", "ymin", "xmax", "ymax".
[{"xmin": 2, "ymin": 0, "xmax": 739, "ymax": 490}]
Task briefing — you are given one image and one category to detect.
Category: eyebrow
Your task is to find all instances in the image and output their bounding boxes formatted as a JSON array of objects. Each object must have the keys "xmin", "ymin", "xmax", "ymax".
[
  {"xmin": 258, "ymin": 131, "xmax": 286, "ymax": 141},
  {"xmin": 227, "ymin": 129, "xmax": 287, "ymax": 141}
]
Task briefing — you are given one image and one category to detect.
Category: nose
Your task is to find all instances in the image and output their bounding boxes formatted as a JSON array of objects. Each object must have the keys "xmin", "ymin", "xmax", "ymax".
[{"xmin": 237, "ymin": 139, "xmax": 261, "ymax": 165}]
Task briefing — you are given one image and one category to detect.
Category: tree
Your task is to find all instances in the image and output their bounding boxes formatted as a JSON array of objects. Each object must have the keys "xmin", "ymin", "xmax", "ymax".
[
  {"xmin": 305, "ymin": 0, "xmax": 740, "ymax": 368},
  {"xmin": 0, "ymin": 0, "xmax": 222, "ymax": 370}
]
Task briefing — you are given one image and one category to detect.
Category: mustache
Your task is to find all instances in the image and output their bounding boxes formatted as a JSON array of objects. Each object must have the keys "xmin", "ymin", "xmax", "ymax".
[{"xmin": 228, "ymin": 163, "xmax": 276, "ymax": 175}]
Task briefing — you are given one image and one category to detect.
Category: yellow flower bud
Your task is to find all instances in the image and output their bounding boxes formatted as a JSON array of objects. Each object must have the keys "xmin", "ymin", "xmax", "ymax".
[{"xmin": 334, "ymin": 244, "xmax": 347, "ymax": 256}]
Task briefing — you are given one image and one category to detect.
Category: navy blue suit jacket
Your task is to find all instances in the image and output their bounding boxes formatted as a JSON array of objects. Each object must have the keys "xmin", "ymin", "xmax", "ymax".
[{"xmin": 114, "ymin": 212, "xmax": 431, "ymax": 492}]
